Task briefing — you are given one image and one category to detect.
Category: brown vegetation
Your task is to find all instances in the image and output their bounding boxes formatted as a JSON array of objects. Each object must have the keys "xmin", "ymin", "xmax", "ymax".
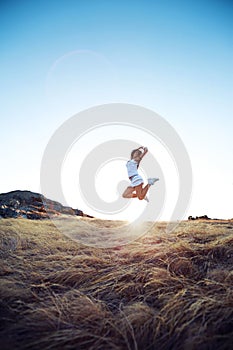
[{"xmin": 0, "ymin": 218, "xmax": 232, "ymax": 349}]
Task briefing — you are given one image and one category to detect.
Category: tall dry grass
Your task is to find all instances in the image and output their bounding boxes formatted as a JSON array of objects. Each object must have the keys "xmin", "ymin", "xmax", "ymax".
[{"xmin": 0, "ymin": 218, "xmax": 232, "ymax": 349}]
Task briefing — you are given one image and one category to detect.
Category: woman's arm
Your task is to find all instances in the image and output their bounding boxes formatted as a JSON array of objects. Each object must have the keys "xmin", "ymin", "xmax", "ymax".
[{"xmin": 138, "ymin": 147, "xmax": 148, "ymax": 164}]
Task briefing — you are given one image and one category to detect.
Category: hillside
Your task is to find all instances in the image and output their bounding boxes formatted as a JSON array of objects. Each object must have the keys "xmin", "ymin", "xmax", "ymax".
[{"xmin": 0, "ymin": 218, "xmax": 232, "ymax": 349}]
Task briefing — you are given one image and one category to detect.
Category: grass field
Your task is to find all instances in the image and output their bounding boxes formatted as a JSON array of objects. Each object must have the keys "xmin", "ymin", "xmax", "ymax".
[{"xmin": 0, "ymin": 218, "xmax": 232, "ymax": 349}]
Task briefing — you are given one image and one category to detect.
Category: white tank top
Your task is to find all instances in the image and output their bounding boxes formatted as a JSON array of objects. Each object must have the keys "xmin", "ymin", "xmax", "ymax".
[{"xmin": 126, "ymin": 159, "xmax": 138, "ymax": 177}]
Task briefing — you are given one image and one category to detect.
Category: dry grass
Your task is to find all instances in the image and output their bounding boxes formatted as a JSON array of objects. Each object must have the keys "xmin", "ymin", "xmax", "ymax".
[{"xmin": 0, "ymin": 218, "xmax": 232, "ymax": 349}]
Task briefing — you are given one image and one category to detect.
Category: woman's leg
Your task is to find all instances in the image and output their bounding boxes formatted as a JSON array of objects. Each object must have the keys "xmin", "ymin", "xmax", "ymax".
[
  {"xmin": 135, "ymin": 183, "xmax": 151, "ymax": 200},
  {"xmin": 122, "ymin": 186, "xmax": 137, "ymax": 198}
]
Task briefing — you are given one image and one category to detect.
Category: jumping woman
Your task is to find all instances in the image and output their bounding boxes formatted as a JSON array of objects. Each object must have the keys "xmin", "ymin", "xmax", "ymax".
[{"xmin": 122, "ymin": 146, "xmax": 159, "ymax": 202}]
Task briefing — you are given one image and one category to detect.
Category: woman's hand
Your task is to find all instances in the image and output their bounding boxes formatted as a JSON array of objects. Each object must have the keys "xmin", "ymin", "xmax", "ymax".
[
  {"xmin": 138, "ymin": 146, "xmax": 147, "ymax": 151},
  {"xmin": 137, "ymin": 146, "xmax": 148, "ymax": 163}
]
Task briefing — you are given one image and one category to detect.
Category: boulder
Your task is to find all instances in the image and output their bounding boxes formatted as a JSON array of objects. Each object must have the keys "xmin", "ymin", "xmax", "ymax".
[
  {"xmin": 0, "ymin": 190, "xmax": 92, "ymax": 220},
  {"xmin": 0, "ymin": 207, "xmax": 19, "ymax": 218},
  {"xmin": 188, "ymin": 215, "xmax": 211, "ymax": 221}
]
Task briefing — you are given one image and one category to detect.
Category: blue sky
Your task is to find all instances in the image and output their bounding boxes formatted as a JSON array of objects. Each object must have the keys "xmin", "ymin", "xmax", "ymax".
[{"xmin": 1, "ymin": 0, "xmax": 232, "ymax": 219}]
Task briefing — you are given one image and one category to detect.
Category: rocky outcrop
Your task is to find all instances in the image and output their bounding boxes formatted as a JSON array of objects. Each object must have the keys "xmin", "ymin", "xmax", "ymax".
[
  {"xmin": 0, "ymin": 190, "xmax": 93, "ymax": 219},
  {"xmin": 188, "ymin": 215, "xmax": 211, "ymax": 221}
]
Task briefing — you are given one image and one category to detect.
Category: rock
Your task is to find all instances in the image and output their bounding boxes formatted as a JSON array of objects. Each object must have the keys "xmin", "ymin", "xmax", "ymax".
[
  {"xmin": 0, "ymin": 207, "xmax": 19, "ymax": 218},
  {"xmin": 26, "ymin": 211, "xmax": 50, "ymax": 220},
  {"xmin": 8, "ymin": 199, "xmax": 20, "ymax": 209},
  {"xmin": 74, "ymin": 208, "xmax": 83, "ymax": 216},
  {"xmin": 0, "ymin": 190, "xmax": 92, "ymax": 220},
  {"xmin": 188, "ymin": 215, "xmax": 211, "ymax": 221}
]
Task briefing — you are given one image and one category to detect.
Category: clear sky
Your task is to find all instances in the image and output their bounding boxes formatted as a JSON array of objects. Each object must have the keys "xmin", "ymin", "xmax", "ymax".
[{"xmin": 1, "ymin": 0, "xmax": 232, "ymax": 220}]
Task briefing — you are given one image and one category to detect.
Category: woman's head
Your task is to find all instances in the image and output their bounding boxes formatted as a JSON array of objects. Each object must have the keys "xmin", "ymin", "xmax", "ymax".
[{"xmin": 131, "ymin": 149, "xmax": 142, "ymax": 161}]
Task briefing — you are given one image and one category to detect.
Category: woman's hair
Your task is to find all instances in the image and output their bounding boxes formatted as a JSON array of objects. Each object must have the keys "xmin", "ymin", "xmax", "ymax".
[{"xmin": 131, "ymin": 149, "xmax": 142, "ymax": 159}]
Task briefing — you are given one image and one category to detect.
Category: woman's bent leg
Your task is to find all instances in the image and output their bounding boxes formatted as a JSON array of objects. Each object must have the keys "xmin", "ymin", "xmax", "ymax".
[
  {"xmin": 122, "ymin": 186, "xmax": 137, "ymax": 198},
  {"xmin": 135, "ymin": 183, "xmax": 150, "ymax": 200}
]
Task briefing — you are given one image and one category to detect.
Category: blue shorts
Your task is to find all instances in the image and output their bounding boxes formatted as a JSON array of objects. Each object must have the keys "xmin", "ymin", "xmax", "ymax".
[{"xmin": 129, "ymin": 174, "xmax": 144, "ymax": 187}]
